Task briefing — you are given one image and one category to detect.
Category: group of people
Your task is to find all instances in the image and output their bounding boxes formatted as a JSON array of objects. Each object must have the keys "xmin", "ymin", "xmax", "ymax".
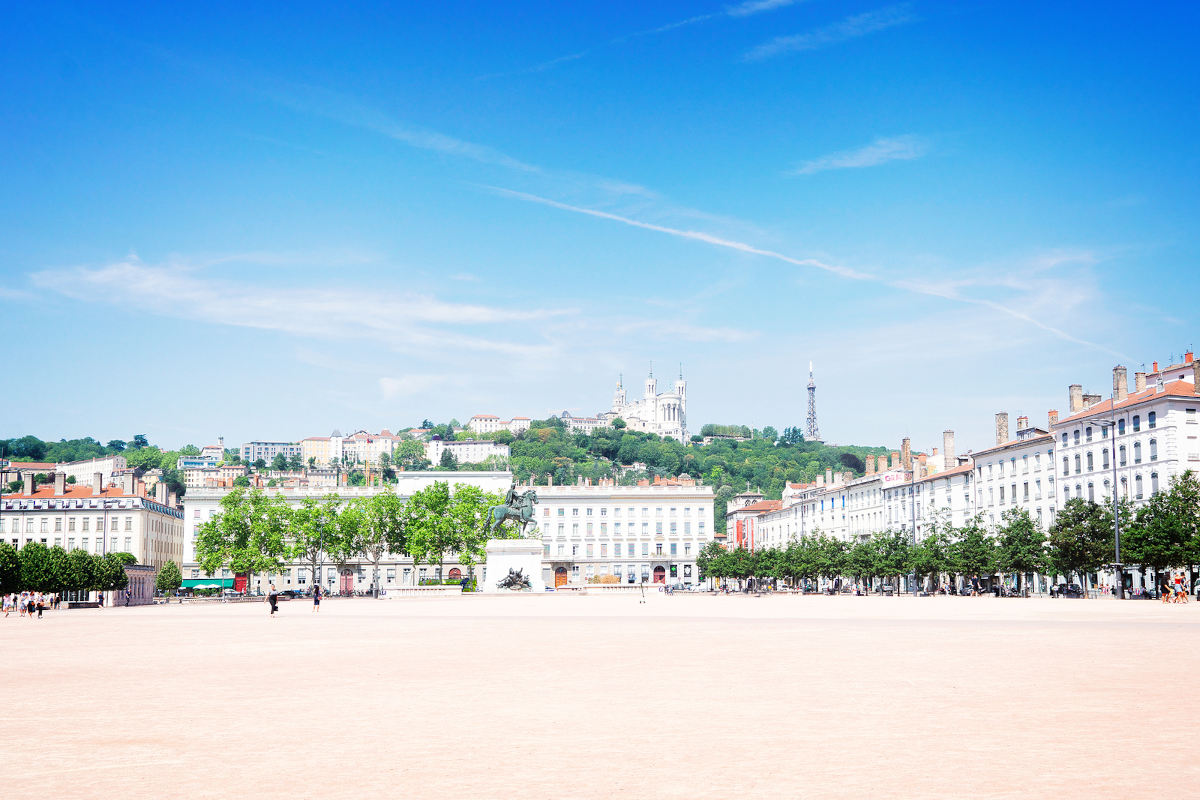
[
  {"xmin": 3, "ymin": 592, "xmax": 64, "ymax": 618},
  {"xmin": 1161, "ymin": 573, "xmax": 1191, "ymax": 603}
]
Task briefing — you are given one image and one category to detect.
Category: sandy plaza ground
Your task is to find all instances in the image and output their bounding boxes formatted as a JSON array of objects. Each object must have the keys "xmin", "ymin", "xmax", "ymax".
[{"xmin": 3, "ymin": 592, "xmax": 1199, "ymax": 799}]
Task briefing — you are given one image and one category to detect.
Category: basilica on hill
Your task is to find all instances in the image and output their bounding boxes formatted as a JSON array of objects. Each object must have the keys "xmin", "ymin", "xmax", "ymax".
[{"xmin": 599, "ymin": 367, "xmax": 687, "ymax": 442}]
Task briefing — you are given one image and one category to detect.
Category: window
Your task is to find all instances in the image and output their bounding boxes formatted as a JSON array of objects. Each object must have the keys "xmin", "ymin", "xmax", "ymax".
[
  {"xmin": 387, "ymin": 568, "xmax": 396, "ymax": 582},
  {"xmin": 571, "ymin": 508, "xmax": 578, "ymax": 516},
  {"xmin": 1135, "ymin": 474, "xmax": 1144, "ymax": 499},
  {"xmin": 641, "ymin": 542, "xmax": 649, "ymax": 556},
  {"xmin": 1118, "ymin": 419, "xmax": 1126, "ymax": 435},
  {"xmin": 1151, "ymin": 472, "xmax": 1160, "ymax": 494},
  {"xmin": 999, "ymin": 486, "xmax": 1005, "ymax": 503},
  {"xmin": 1086, "ymin": 452, "xmax": 1093, "ymax": 471},
  {"xmin": 1102, "ymin": 425, "xmax": 1109, "ymax": 439},
  {"xmin": 1061, "ymin": 433, "xmax": 1068, "ymax": 446},
  {"xmin": 600, "ymin": 543, "xmax": 607, "ymax": 557},
  {"xmin": 1119, "ymin": 445, "xmax": 1127, "ymax": 466},
  {"xmin": 1132, "ymin": 415, "xmax": 1141, "ymax": 432},
  {"xmin": 68, "ymin": 518, "xmax": 75, "ymax": 531},
  {"xmin": 1086, "ymin": 426, "xmax": 1093, "ymax": 442},
  {"xmin": 586, "ymin": 508, "xmax": 592, "ymax": 516},
  {"xmin": 655, "ymin": 543, "xmax": 663, "ymax": 555},
  {"xmin": 1148, "ymin": 411, "xmax": 1157, "ymax": 429},
  {"xmin": 1103, "ymin": 448, "xmax": 1110, "ymax": 469},
  {"xmin": 557, "ymin": 508, "xmax": 564, "ymax": 516},
  {"xmin": 1133, "ymin": 442, "xmax": 1141, "ymax": 464},
  {"xmin": 124, "ymin": 537, "xmax": 131, "ymax": 552},
  {"xmin": 54, "ymin": 518, "xmax": 62, "ymax": 532},
  {"xmin": 1191, "ymin": 409, "xmax": 1199, "ymax": 424},
  {"xmin": 191, "ymin": 569, "xmax": 199, "ymax": 578},
  {"xmin": 1074, "ymin": 454, "xmax": 1081, "ymax": 474},
  {"xmin": 1073, "ymin": 430, "xmax": 1080, "ymax": 445},
  {"xmin": 1062, "ymin": 457, "xmax": 1069, "ymax": 477},
  {"xmin": 1087, "ymin": 482, "xmax": 1094, "ymax": 501}
]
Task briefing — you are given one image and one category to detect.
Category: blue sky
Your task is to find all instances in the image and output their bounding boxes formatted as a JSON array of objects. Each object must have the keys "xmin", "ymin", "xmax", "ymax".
[{"xmin": 3, "ymin": 1, "xmax": 1198, "ymax": 455}]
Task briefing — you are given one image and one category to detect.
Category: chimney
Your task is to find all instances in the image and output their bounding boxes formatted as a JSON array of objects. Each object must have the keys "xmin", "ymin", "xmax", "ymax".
[
  {"xmin": 995, "ymin": 412, "xmax": 1009, "ymax": 445},
  {"xmin": 932, "ymin": 447, "xmax": 939, "ymax": 457},
  {"xmin": 93, "ymin": 472, "xmax": 103, "ymax": 494},
  {"xmin": 154, "ymin": 482, "xmax": 165, "ymax": 503},
  {"xmin": 1153, "ymin": 361, "xmax": 1159, "ymax": 373},
  {"xmin": 1016, "ymin": 416, "xmax": 1029, "ymax": 433},
  {"xmin": 918, "ymin": 453, "xmax": 927, "ymax": 471},
  {"xmin": 167, "ymin": 491, "xmax": 177, "ymax": 508},
  {"xmin": 865, "ymin": 455, "xmax": 875, "ymax": 475},
  {"xmin": 22, "ymin": 473, "xmax": 34, "ymax": 495},
  {"xmin": 1134, "ymin": 372, "xmax": 1147, "ymax": 393},
  {"xmin": 825, "ymin": 467, "xmax": 833, "ymax": 485},
  {"xmin": 1083, "ymin": 393, "xmax": 1101, "ymax": 408},
  {"xmin": 1047, "ymin": 410, "xmax": 1059, "ymax": 428},
  {"xmin": 122, "ymin": 473, "xmax": 136, "ymax": 495},
  {"xmin": 1113, "ymin": 365, "xmax": 1128, "ymax": 403},
  {"xmin": 53, "ymin": 472, "xmax": 66, "ymax": 494},
  {"xmin": 901, "ymin": 438, "xmax": 912, "ymax": 470},
  {"xmin": 943, "ymin": 430, "xmax": 955, "ymax": 470},
  {"xmin": 218, "ymin": 435, "xmax": 225, "ymax": 450},
  {"xmin": 1194, "ymin": 360, "xmax": 1200, "ymax": 394},
  {"xmin": 890, "ymin": 451, "xmax": 900, "ymax": 469},
  {"xmin": 1069, "ymin": 384, "xmax": 1083, "ymax": 413}
]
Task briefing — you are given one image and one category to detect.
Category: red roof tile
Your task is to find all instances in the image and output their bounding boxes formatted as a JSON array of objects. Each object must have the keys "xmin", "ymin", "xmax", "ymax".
[{"xmin": 1057, "ymin": 379, "xmax": 1198, "ymax": 425}]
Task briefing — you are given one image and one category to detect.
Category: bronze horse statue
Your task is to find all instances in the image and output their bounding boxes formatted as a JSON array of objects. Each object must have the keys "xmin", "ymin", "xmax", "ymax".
[{"xmin": 486, "ymin": 486, "xmax": 539, "ymax": 537}]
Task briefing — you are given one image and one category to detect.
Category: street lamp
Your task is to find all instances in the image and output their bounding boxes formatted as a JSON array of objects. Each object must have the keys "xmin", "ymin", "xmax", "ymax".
[
  {"xmin": 1096, "ymin": 411, "xmax": 1123, "ymax": 600},
  {"xmin": 908, "ymin": 462, "xmax": 919, "ymax": 596}
]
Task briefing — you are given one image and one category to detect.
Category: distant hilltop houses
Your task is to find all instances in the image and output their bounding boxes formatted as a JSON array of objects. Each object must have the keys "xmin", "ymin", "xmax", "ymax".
[{"xmin": 469, "ymin": 365, "xmax": 689, "ymax": 442}]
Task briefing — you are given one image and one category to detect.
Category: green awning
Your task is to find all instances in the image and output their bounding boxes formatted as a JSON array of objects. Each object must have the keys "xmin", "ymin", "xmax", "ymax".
[{"xmin": 181, "ymin": 578, "xmax": 235, "ymax": 588}]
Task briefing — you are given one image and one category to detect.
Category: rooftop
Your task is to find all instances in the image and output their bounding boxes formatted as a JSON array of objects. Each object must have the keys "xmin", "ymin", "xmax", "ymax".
[{"xmin": 1058, "ymin": 379, "xmax": 1199, "ymax": 425}]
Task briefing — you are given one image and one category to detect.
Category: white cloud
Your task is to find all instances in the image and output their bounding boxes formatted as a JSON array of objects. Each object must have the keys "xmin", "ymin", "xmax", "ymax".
[
  {"xmin": 744, "ymin": 4, "xmax": 913, "ymax": 60},
  {"xmin": 30, "ymin": 257, "xmax": 564, "ymax": 358},
  {"xmin": 791, "ymin": 135, "xmax": 928, "ymax": 175},
  {"xmin": 615, "ymin": 320, "xmax": 759, "ymax": 344}
]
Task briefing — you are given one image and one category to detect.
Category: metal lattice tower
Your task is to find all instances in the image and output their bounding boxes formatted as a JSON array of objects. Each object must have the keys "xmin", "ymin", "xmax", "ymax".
[{"xmin": 806, "ymin": 361, "xmax": 821, "ymax": 442}]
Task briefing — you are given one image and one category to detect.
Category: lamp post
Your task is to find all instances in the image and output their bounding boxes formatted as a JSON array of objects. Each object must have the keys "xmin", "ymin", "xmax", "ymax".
[
  {"xmin": 1096, "ymin": 413, "xmax": 1124, "ymax": 600},
  {"xmin": 908, "ymin": 463, "xmax": 919, "ymax": 596}
]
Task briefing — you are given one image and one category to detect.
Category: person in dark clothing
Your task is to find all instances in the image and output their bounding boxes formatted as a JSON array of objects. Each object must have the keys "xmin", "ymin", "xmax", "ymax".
[
  {"xmin": 268, "ymin": 583, "xmax": 279, "ymax": 617},
  {"xmin": 312, "ymin": 584, "xmax": 321, "ymax": 613}
]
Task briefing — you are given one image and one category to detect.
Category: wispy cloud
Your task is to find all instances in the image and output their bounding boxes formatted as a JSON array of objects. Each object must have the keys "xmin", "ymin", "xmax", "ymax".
[
  {"xmin": 30, "ymin": 256, "xmax": 564, "ymax": 358},
  {"xmin": 616, "ymin": 320, "xmax": 759, "ymax": 344},
  {"xmin": 744, "ymin": 4, "xmax": 913, "ymax": 60},
  {"xmin": 489, "ymin": 187, "xmax": 1125, "ymax": 357},
  {"xmin": 476, "ymin": 51, "xmax": 589, "ymax": 81},
  {"xmin": 493, "ymin": 1, "xmax": 808, "ymax": 77},
  {"xmin": 792, "ymin": 135, "xmax": 928, "ymax": 175}
]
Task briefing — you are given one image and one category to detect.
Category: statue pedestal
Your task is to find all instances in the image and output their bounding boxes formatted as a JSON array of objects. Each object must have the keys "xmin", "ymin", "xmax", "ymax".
[{"xmin": 481, "ymin": 539, "xmax": 545, "ymax": 593}]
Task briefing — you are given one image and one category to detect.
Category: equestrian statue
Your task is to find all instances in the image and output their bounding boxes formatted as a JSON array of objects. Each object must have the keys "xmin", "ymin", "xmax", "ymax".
[{"xmin": 486, "ymin": 482, "xmax": 539, "ymax": 538}]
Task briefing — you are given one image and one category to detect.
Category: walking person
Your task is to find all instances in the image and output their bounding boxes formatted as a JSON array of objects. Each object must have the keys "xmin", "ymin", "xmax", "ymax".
[
  {"xmin": 312, "ymin": 583, "xmax": 321, "ymax": 613},
  {"xmin": 3, "ymin": 594, "xmax": 11, "ymax": 618},
  {"xmin": 36, "ymin": 592, "xmax": 44, "ymax": 619},
  {"xmin": 96, "ymin": 590, "xmax": 105, "ymax": 609},
  {"xmin": 267, "ymin": 583, "xmax": 279, "ymax": 617}
]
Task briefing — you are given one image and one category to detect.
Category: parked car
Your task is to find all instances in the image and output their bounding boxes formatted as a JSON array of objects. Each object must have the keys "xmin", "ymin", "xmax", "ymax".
[{"xmin": 1050, "ymin": 583, "xmax": 1084, "ymax": 598}]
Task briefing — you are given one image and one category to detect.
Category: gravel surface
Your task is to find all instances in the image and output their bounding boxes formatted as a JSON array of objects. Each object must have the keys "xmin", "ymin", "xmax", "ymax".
[{"xmin": 5, "ymin": 593, "xmax": 1197, "ymax": 798}]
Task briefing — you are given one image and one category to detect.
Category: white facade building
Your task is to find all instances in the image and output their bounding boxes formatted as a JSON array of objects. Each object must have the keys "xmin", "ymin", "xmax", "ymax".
[
  {"xmin": 181, "ymin": 472, "xmax": 513, "ymax": 593},
  {"xmin": 524, "ymin": 476, "xmax": 715, "ymax": 588},
  {"xmin": 602, "ymin": 368, "xmax": 687, "ymax": 441},
  {"xmin": 466, "ymin": 416, "xmax": 531, "ymax": 435},
  {"xmin": 425, "ymin": 439, "xmax": 509, "ymax": 466},
  {"xmin": 0, "ymin": 472, "xmax": 184, "ymax": 574},
  {"xmin": 240, "ymin": 441, "xmax": 302, "ymax": 464}
]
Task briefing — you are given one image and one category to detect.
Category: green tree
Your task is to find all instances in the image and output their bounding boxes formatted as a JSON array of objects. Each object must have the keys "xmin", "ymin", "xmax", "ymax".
[
  {"xmin": 395, "ymin": 439, "xmax": 428, "ymax": 470},
  {"xmin": 439, "ymin": 449, "xmax": 458, "ymax": 470},
  {"xmin": 233, "ymin": 476, "xmax": 251, "ymax": 488},
  {"xmin": 107, "ymin": 439, "xmax": 127, "ymax": 452},
  {"xmin": 156, "ymin": 560, "xmax": 183, "ymax": 594},
  {"xmin": 46, "ymin": 546, "xmax": 69, "ymax": 594},
  {"xmin": 355, "ymin": 490, "xmax": 407, "ymax": 595},
  {"xmin": 911, "ymin": 530, "xmax": 953, "ymax": 592},
  {"xmin": 402, "ymin": 482, "xmax": 456, "ymax": 582},
  {"xmin": 1046, "ymin": 498, "xmax": 1113, "ymax": 593},
  {"xmin": 195, "ymin": 489, "xmax": 290, "ymax": 589},
  {"xmin": 130, "ymin": 434, "xmax": 149, "ymax": 449},
  {"xmin": 951, "ymin": 515, "xmax": 996, "ymax": 585},
  {"xmin": 253, "ymin": 458, "xmax": 267, "ymax": 471},
  {"xmin": 1124, "ymin": 470, "xmax": 1200, "ymax": 589},
  {"xmin": 96, "ymin": 552, "xmax": 131, "ymax": 591},
  {"xmin": 64, "ymin": 548, "xmax": 96, "ymax": 592},
  {"xmin": 449, "ymin": 484, "xmax": 505, "ymax": 584},
  {"xmin": 0, "ymin": 542, "xmax": 20, "ymax": 594},
  {"xmin": 291, "ymin": 495, "xmax": 343, "ymax": 593},
  {"xmin": 18, "ymin": 541, "xmax": 52, "ymax": 591},
  {"xmin": 996, "ymin": 508, "xmax": 1047, "ymax": 595},
  {"xmin": 271, "ymin": 453, "xmax": 289, "ymax": 472},
  {"xmin": 696, "ymin": 541, "xmax": 724, "ymax": 586}
]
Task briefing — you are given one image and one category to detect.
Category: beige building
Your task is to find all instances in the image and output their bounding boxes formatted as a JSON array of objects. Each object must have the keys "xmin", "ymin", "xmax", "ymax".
[
  {"xmin": 425, "ymin": 438, "xmax": 509, "ymax": 466},
  {"xmin": 0, "ymin": 471, "xmax": 184, "ymax": 574}
]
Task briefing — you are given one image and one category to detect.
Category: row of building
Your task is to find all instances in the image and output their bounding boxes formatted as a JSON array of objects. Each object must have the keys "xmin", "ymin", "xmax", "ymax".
[{"xmin": 727, "ymin": 356, "xmax": 1200, "ymax": 593}]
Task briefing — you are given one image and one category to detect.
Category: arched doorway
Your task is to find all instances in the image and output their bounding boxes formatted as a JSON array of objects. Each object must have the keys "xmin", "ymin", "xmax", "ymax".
[
  {"xmin": 340, "ymin": 569, "xmax": 355, "ymax": 595},
  {"xmin": 447, "ymin": 567, "xmax": 462, "ymax": 580},
  {"xmin": 554, "ymin": 567, "xmax": 568, "ymax": 588},
  {"xmin": 653, "ymin": 566, "xmax": 666, "ymax": 584}
]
